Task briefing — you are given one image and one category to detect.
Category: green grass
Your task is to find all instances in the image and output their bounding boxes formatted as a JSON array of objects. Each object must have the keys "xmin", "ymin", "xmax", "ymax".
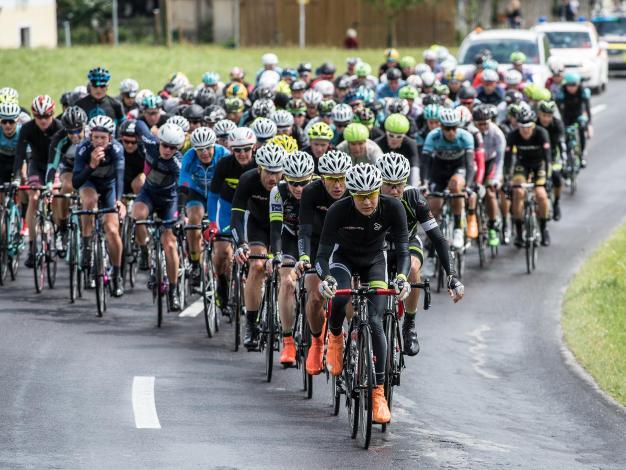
[
  {"xmin": 0, "ymin": 45, "xmax": 436, "ymax": 106},
  {"xmin": 562, "ymin": 222, "xmax": 626, "ymax": 406}
]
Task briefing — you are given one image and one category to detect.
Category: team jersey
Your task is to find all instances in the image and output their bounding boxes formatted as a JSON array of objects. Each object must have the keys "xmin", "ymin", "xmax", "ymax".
[
  {"xmin": 72, "ymin": 139, "xmax": 125, "ymax": 198},
  {"xmin": 179, "ymin": 144, "xmax": 230, "ymax": 197},
  {"xmin": 47, "ymin": 129, "xmax": 79, "ymax": 183},
  {"xmin": 75, "ymin": 94, "xmax": 125, "ymax": 126},
  {"xmin": 556, "ymin": 86, "xmax": 591, "ymax": 126},
  {"xmin": 135, "ymin": 120, "xmax": 181, "ymax": 197},
  {"xmin": 0, "ymin": 125, "xmax": 21, "ymax": 161},
  {"xmin": 374, "ymin": 135, "xmax": 419, "ymax": 168},
  {"xmin": 269, "ymin": 181, "xmax": 300, "ymax": 254},
  {"xmin": 537, "ymin": 117, "xmax": 566, "ymax": 163},
  {"xmin": 14, "ymin": 119, "xmax": 63, "ymax": 174},
  {"xmin": 336, "ymin": 139, "xmax": 383, "ymax": 165},
  {"xmin": 476, "ymin": 86, "xmax": 505, "ymax": 105},
  {"xmin": 422, "ymin": 127, "xmax": 474, "ymax": 161},
  {"xmin": 230, "ymin": 168, "xmax": 271, "ymax": 245},
  {"xmin": 505, "ymin": 127, "xmax": 551, "ymax": 174}
]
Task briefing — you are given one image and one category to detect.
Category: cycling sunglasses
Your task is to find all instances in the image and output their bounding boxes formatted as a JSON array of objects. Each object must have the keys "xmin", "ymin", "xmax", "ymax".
[
  {"xmin": 386, "ymin": 132, "xmax": 405, "ymax": 139},
  {"xmin": 232, "ymin": 146, "xmax": 253, "ymax": 153},
  {"xmin": 285, "ymin": 177, "xmax": 312, "ymax": 187},
  {"xmin": 1, "ymin": 119, "xmax": 16, "ymax": 125},
  {"xmin": 322, "ymin": 175, "xmax": 346, "ymax": 183},
  {"xmin": 442, "ymin": 126, "xmax": 458, "ymax": 132},
  {"xmin": 160, "ymin": 143, "xmax": 178, "ymax": 151},
  {"xmin": 122, "ymin": 138, "xmax": 138, "ymax": 145},
  {"xmin": 34, "ymin": 113, "xmax": 53, "ymax": 119},
  {"xmin": 382, "ymin": 180, "xmax": 407, "ymax": 189},
  {"xmin": 67, "ymin": 128, "xmax": 83, "ymax": 135},
  {"xmin": 351, "ymin": 189, "xmax": 380, "ymax": 201}
]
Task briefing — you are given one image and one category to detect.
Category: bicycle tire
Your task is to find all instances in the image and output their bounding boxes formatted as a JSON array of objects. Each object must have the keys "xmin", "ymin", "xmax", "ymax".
[
  {"xmin": 231, "ymin": 263, "xmax": 241, "ymax": 351},
  {"xmin": 524, "ymin": 205, "xmax": 532, "ymax": 275},
  {"xmin": 69, "ymin": 226, "xmax": 78, "ymax": 303},
  {"xmin": 356, "ymin": 326, "xmax": 374, "ymax": 449},
  {"xmin": 8, "ymin": 207, "xmax": 21, "ymax": 281},
  {"xmin": 0, "ymin": 215, "xmax": 8, "ymax": 285},
  {"xmin": 265, "ymin": 280, "xmax": 275, "ymax": 383},
  {"xmin": 347, "ymin": 322, "xmax": 359, "ymax": 439},
  {"xmin": 300, "ymin": 310, "xmax": 310, "ymax": 393},
  {"xmin": 382, "ymin": 313, "xmax": 396, "ymax": 433},
  {"xmin": 46, "ymin": 221, "xmax": 57, "ymax": 289},
  {"xmin": 203, "ymin": 253, "xmax": 217, "ymax": 338},
  {"xmin": 95, "ymin": 238, "xmax": 106, "ymax": 317},
  {"xmin": 34, "ymin": 219, "xmax": 46, "ymax": 293},
  {"xmin": 156, "ymin": 248, "xmax": 165, "ymax": 328}
]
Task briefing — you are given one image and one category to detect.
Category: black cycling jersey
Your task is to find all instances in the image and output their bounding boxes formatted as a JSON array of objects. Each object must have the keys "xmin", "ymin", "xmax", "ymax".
[
  {"xmin": 75, "ymin": 94, "xmax": 125, "ymax": 126},
  {"xmin": 230, "ymin": 168, "xmax": 271, "ymax": 245},
  {"xmin": 123, "ymin": 147, "xmax": 146, "ymax": 186},
  {"xmin": 298, "ymin": 178, "xmax": 347, "ymax": 260},
  {"xmin": 210, "ymin": 154, "xmax": 256, "ymax": 203},
  {"xmin": 369, "ymin": 126, "xmax": 385, "ymax": 142},
  {"xmin": 269, "ymin": 181, "xmax": 300, "ymax": 254},
  {"xmin": 505, "ymin": 126, "xmax": 551, "ymax": 175},
  {"xmin": 139, "ymin": 114, "xmax": 169, "ymax": 129},
  {"xmin": 315, "ymin": 195, "xmax": 410, "ymax": 280},
  {"xmin": 14, "ymin": 119, "xmax": 63, "ymax": 175},
  {"xmin": 115, "ymin": 95, "xmax": 139, "ymax": 116},
  {"xmin": 46, "ymin": 129, "xmax": 79, "ymax": 183},
  {"xmin": 537, "ymin": 117, "xmax": 566, "ymax": 162},
  {"xmin": 374, "ymin": 134, "xmax": 419, "ymax": 168},
  {"xmin": 557, "ymin": 87, "xmax": 591, "ymax": 126}
]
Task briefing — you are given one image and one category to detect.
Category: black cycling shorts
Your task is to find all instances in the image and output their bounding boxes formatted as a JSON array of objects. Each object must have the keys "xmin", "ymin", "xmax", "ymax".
[
  {"xmin": 512, "ymin": 161, "xmax": 546, "ymax": 187},
  {"xmin": 0, "ymin": 160, "xmax": 14, "ymax": 184},
  {"xmin": 429, "ymin": 159, "xmax": 466, "ymax": 193},
  {"xmin": 246, "ymin": 218, "xmax": 270, "ymax": 248},
  {"xmin": 281, "ymin": 231, "xmax": 299, "ymax": 263},
  {"xmin": 27, "ymin": 161, "xmax": 46, "ymax": 186}
]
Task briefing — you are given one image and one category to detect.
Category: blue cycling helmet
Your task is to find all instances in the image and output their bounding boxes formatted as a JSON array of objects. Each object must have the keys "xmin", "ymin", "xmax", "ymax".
[
  {"xmin": 281, "ymin": 68, "xmax": 298, "ymax": 80},
  {"xmin": 142, "ymin": 94, "xmax": 163, "ymax": 110},
  {"xmin": 563, "ymin": 71, "xmax": 581, "ymax": 86},
  {"xmin": 202, "ymin": 72, "xmax": 220, "ymax": 86},
  {"xmin": 87, "ymin": 67, "xmax": 111, "ymax": 86},
  {"xmin": 423, "ymin": 104, "xmax": 441, "ymax": 121}
]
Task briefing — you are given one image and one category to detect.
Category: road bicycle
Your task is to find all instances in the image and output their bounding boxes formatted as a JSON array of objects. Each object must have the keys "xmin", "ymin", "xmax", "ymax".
[
  {"xmin": 0, "ymin": 183, "xmax": 24, "ymax": 285},
  {"xmin": 564, "ymin": 123, "xmax": 581, "ymax": 195},
  {"xmin": 514, "ymin": 182, "xmax": 540, "ymax": 274},
  {"xmin": 120, "ymin": 194, "xmax": 139, "ymax": 290},
  {"xmin": 296, "ymin": 268, "xmax": 316, "ymax": 398}
]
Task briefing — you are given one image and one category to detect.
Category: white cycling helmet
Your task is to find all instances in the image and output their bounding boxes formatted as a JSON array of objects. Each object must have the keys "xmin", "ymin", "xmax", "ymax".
[
  {"xmin": 414, "ymin": 63, "xmax": 432, "ymax": 77},
  {"xmin": 482, "ymin": 69, "xmax": 499, "ymax": 83},
  {"xmin": 31, "ymin": 95, "xmax": 55, "ymax": 116},
  {"xmin": 251, "ymin": 98, "xmax": 276, "ymax": 118},
  {"xmin": 331, "ymin": 104, "xmax": 354, "ymax": 124},
  {"xmin": 255, "ymin": 143, "xmax": 286, "ymax": 171},
  {"xmin": 0, "ymin": 87, "xmax": 18, "ymax": 101},
  {"xmin": 406, "ymin": 74, "xmax": 423, "ymax": 89},
  {"xmin": 283, "ymin": 151, "xmax": 315, "ymax": 179},
  {"xmin": 456, "ymin": 105, "xmax": 473, "ymax": 127},
  {"xmin": 314, "ymin": 80, "xmax": 335, "ymax": 97},
  {"xmin": 548, "ymin": 56, "xmax": 565, "ymax": 75},
  {"xmin": 0, "ymin": 102, "xmax": 21, "ymax": 121},
  {"xmin": 303, "ymin": 89, "xmax": 323, "ymax": 106},
  {"xmin": 191, "ymin": 127, "xmax": 216, "ymax": 149},
  {"xmin": 505, "ymin": 69, "xmax": 522, "ymax": 86},
  {"xmin": 135, "ymin": 88, "xmax": 154, "ymax": 104},
  {"xmin": 346, "ymin": 163, "xmax": 383, "ymax": 193},
  {"xmin": 439, "ymin": 108, "xmax": 461, "ymax": 127},
  {"xmin": 88, "ymin": 115, "xmax": 115, "ymax": 134},
  {"xmin": 270, "ymin": 109, "xmax": 294, "ymax": 128},
  {"xmin": 376, "ymin": 152, "xmax": 410, "ymax": 183},
  {"xmin": 423, "ymin": 50, "xmax": 437, "ymax": 61},
  {"xmin": 119, "ymin": 78, "xmax": 139, "ymax": 96},
  {"xmin": 229, "ymin": 127, "xmax": 256, "ymax": 148},
  {"xmin": 261, "ymin": 52, "xmax": 279, "ymax": 66},
  {"xmin": 318, "ymin": 150, "xmax": 352, "ymax": 175},
  {"xmin": 158, "ymin": 122, "xmax": 185, "ymax": 147},
  {"xmin": 213, "ymin": 119, "xmax": 237, "ymax": 138},
  {"xmin": 421, "ymin": 71, "xmax": 436, "ymax": 88},
  {"xmin": 251, "ymin": 117, "xmax": 277, "ymax": 140},
  {"xmin": 166, "ymin": 115, "xmax": 190, "ymax": 133},
  {"xmin": 168, "ymin": 72, "xmax": 191, "ymax": 97}
]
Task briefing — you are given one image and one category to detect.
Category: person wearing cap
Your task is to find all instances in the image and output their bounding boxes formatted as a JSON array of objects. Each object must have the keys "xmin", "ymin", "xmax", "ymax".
[
  {"xmin": 337, "ymin": 122, "xmax": 383, "ymax": 165},
  {"xmin": 75, "ymin": 67, "xmax": 125, "ymax": 127}
]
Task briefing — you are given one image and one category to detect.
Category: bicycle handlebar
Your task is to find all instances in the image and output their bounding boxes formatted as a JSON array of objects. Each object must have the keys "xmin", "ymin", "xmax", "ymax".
[
  {"xmin": 334, "ymin": 288, "xmax": 397, "ymax": 296},
  {"xmin": 73, "ymin": 207, "xmax": 118, "ymax": 216},
  {"xmin": 135, "ymin": 218, "xmax": 178, "ymax": 227}
]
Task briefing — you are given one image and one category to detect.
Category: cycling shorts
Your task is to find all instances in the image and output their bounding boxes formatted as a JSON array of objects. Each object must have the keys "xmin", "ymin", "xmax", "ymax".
[
  {"xmin": 27, "ymin": 161, "xmax": 46, "ymax": 186},
  {"xmin": 246, "ymin": 217, "xmax": 270, "ymax": 248},
  {"xmin": 429, "ymin": 159, "xmax": 466, "ymax": 193},
  {"xmin": 123, "ymin": 170, "xmax": 143, "ymax": 195},
  {"xmin": 184, "ymin": 188, "xmax": 208, "ymax": 211},
  {"xmin": 80, "ymin": 179, "xmax": 117, "ymax": 209},
  {"xmin": 512, "ymin": 161, "xmax": 546, "ymax": 187},
  {"xmin": 216, "ymin": 198, "xmax": 232, "ymax": 239},
  {"xmin": 484, "ymin": 158, "xmax": 498, "ymax": 186},
  {"xmin": 387, "ymin": 237, "xmax": 423, "ymax": 271},
  {"xmin": 0, "ymin": 160, "xmax": 14, "ymax": 184},
  {"xmin": 136, "ymin": 188, "xmax": 177, "ymax": 221},
  {"xmin": 281, "ymin": 231, "xmax": 299, "ymax": 263}
]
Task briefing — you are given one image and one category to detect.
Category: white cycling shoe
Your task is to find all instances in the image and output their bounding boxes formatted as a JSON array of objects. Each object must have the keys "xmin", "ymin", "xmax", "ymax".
[{"xmin": 452, "ymin": 229, "xmax": 464, "ymax": 250}]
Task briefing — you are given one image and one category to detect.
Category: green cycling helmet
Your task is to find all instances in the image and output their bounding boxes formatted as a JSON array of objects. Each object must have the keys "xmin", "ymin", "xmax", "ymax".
[
  {"xmin": 535, "ymin": 87, "xmax": 552, "ymax": 102},
  {"xmin": 423, "ymin": 104, "xmax": 441, "ymax": 121},
  {"xmin": 343, "ymin": 123, "xmax": 369, "ymax": 142},
  {"xmin": 510, "ymin": 51, "xmax": 526, "ymax": 64},
  {"xmin": 308, "ymin": 122, "xmax": 334, "ymax": 141},
  {"xmin": 384, "ymin": 113, "xmax": 410, "ymax": 134},
  {"xmin": 398, "ymin": 86, "xmax": 419, "ymax": 100},
  {"xmin": 355, "ymin": 62, "xmax": 372, "ymax": 77},
  {"xmin": 399, "ymin": 56, "xmax": 416, "ymax": 69}
]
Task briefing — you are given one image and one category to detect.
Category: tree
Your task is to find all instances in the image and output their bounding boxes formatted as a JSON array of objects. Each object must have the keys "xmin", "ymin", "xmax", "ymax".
[{"xmin": 361, "ymin": 0, "xmax": 426, "ymax": 47}]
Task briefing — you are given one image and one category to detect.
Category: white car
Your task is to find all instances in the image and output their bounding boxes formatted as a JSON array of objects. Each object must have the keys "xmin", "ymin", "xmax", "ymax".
[
  {"xmin": 533, "ymin": 21, "xmax": 609, "ymax": 93},
  {"xmin": 456, "ymin": 29, "xmax": 551, "ymax": 86}
]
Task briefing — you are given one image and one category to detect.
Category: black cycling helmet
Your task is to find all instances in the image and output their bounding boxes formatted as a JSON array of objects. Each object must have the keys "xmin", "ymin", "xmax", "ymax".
[
  {"xmin": 61, "ymin": 106, "xmax": 88, "ymax": 129},
  {"xmin": 195, "ymin": 88, "xmax": 216, "ymax": 108},
  {"xmin": 517, "ymin": 107, "xmax": 536, "ymax": 125},
  {"xmin": 505, "ymin": 89, "xmax": 524, "ymax": 105},
  {"xmin": 183, "ymin": 103, "xmax": 205, "ymax": 121},
  {"xmin": 538, "ymin": 100, "xmax": 557, "ymax": 114},
  {"xmin": 60, "ymin": 92, "xmax": 72, "ymax": 108},
  {"xmin": 317, "ymin": 61, "xmax": 336, "ymax": 76},
  {"xmin": 386, "ymin": 67, "xmax": 402, "ymax": 81},
  {"xmin": 458, "ymin": 86, "xmax": 477, "ymax": 101},
  {"xmin": 421, "ymin": 93, "xmax": 441, "ymax": 106},
  {"xmin": 472, "ymin": 104, "xmax": 492, "ymax": 122},
  {"xmin": 173, "ymin": 104, "xmax": 189, "ymax": 116},
  {"xmin": 298, "ymin": 62, "xmax": 312, "ymax": 74},
  {"xmin": 317, "ymin": 99, "xmax": 336, "ymax": 115},
  {"xmin": 120, "ymin": 119, "xmax": 138, "ymax": 136},
  {"xmin": 252, "ymin": 86, "xmax": 275, "ymax": 102}
]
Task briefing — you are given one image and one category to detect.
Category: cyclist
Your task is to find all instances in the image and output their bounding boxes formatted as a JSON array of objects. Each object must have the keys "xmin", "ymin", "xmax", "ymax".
[
  {"xmin": 75, "ymin": 67, "xmax": 125, "ymax": 125},
  {"xmin": 46, "ymin": 106, "xmax": 88, "ymax": 250},
  {"xmin": 117, "ymin": 78, "xmax": 139, "ymax": 115},
  {"xmin": 545, "ymin": 58, "xmax": 565, "ymax": 98},
  {"xmin": 376, "ymin": 152, "xmax": 464, "ymax": 355},
  {"xmin": 224, "ymin": 97, "xmax": 245, "ymax": 126},
  {"xmin": 509, "ymin": 52, "xmax": 533, "ymax": 82},
  {"xmin": 251, "ymin": 117, "xmax": 277, "ymax": 147},
  {"xmin": 268, "ymin": 150, "xmax": 315, "ymax": 367},
  {"xmin": 119, "ymin": 120, "xmax": 146, "ymax": 196},
  {"xmin": 208, "ymin": 128, "xmax": 257, "ymax": 302},
  {"xmin": 504, "ymin": 107, "xmax": 552, "ymax": 247},
  {"xmin": 354, "ymin": 107, "xmax": 384, "ymax": 141},
  {"xmin": 423, "ymin": 108, "xmax": 475, "ymax": 250},
  {"xmin": 179, "ymin": 127, "xmax": 230, "ymax": 290},
  {"xmin": 287, "ymin": 98, "xmax": 307, "ymax": 130},
  {"xmin": 270, "ymin": 109, "xmax": 308, "ymax": 150},
  {"xmin": 317, "ymin": 163, "xmax": 409, "ymax": 425},
  {"xmin": 183, "ymin": 104, "xmax": 205, "ymax": 134},
  {"xmin": 374, "ymin": 113, "xmax": 419, "ymax": 186},
  {"xmin": 72, "ymin": 116, "xmax": 125, "ymax": 296},
  {"xmin": 231, "ymin": 143, "xmax": 286, "ymax": 349},
  {"xmin": 376, "ymin": 68, "xmax": 404, "ymax": 100},
  {"xmin": 139, "ymin": 95, "xmax": 168, "ymax": 135},
  {"xmin": 476, "ymin": 69, "xmax": 505, "ymax": 105},
  {"xmin": 535, "ymin": 100, "xmax": 566, "ymax": 221},
  {"xmin": 301, "ymin": 122, "xmax": 334, "ymax": 172},
  {"xmin": 298, "ymin": 150, "xmax": 352, "ymax": 375},
  {"xmin": 0, "ymin": 102, "xmax": 22, "ymax": 186},
  {"xmin": 329, "ymin": 103, "xmax": 353, "ymax": 147},
  {"xmin": 473, "ymin": 104, "xmax": 506, "ymax": 246},
  {"xmin": 556, "ymin": 72, "xmax": 591, "ymax": 168},
  {"xmin": 13, "ymin": 95, "xmax": 63, "ymax": 268},
  {"xmin": 213, "ymin": 119, "xmax": 237, "ymax": 148},
  {"xmin": 132, "ymin": 120, "xmax": 185, "ymax": 310},
  {"xmin": 303, "ymin": 89, "xmax": 323, "ymax": 121},
  {"xmin": 336, "ymin": 123, "xmax": 383, "ymax": 165}
]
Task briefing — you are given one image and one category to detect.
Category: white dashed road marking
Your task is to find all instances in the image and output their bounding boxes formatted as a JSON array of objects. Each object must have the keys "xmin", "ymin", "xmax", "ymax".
[{"xmin": 132, "ymin": 376, "xmax": 161, "ymax": 429}]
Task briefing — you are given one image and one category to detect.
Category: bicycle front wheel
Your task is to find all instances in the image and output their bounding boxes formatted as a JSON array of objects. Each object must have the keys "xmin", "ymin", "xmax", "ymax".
[
  {"xmin": 156, "ymin": 249, "xmax": 165, "ymax": 327},
  {"xmin": 202, "ymin": 252, "xmax": 217, "ymax": 338},
  {"xmin": 95, "ymin": 239, "xmax": 106, "ymax": 316},
  {"xmin": 34, "ymin": 220, "xmax": 46, "ymax": 293},
  {"xmin": 356, "ymin": 326, "xmax": 374, "ymax": 449},
  {"xmin": 45, "ymin": 221, "xmax": 57, "ymax": 289},
  {"xmin": 0, "ymin": 213, "xmax": 8, "ymax": 285},
  {"xmin": 8, "ymin": 207, "xmax": 21, "ymax": 281},
  {"xmin": 264, "ymin": 284, "xmax": 275, "ymax": 383},
  {"xmin": 69, "ymin": 226, "xmax": 79, "ymax": 303}
]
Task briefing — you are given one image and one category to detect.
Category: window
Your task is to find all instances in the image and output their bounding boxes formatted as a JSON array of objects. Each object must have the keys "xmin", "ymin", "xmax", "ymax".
[
  {"xmin": 460, "ymin": 39, "xmax": 540, "ymax": 65},
  {"xmin": 545, "ymin": 31, "xmax": 592, "ymax": 49},
  {"xmin": 20, "ymin": 27, "xmax": 30, "ymax": 48}
]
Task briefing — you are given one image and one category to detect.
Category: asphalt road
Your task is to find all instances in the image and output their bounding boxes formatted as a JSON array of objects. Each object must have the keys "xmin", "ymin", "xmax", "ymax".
[{"xmin": 2, "ymin": 83, "xmax": 626, "ymax": 470}]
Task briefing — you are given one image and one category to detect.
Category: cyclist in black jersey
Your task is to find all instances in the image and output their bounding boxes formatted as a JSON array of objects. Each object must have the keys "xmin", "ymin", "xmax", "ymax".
[
  {"xmin": 13, "ymin": 96, "xmax": 63, "ymax": 268},
  {"xmin": 297, "ymin": 149, "xmax": 351, "ymax": 375},
  {"xmin": 504, "ymin": 108, "xmax": 552, "ymax": 247},
  {"xmin": 316, "ymin": 163, "xmax": 410, "ymax": 425},
  {"xmin": 376, "ymin": 153, "xmax": 464, "ymax": 356},
  {"xmin": 118, "ymin": 120, "xmax": 146, "ymax": 196},
  {"xmin": 374, "ymin": 114, "xmax": 420, "ymax": 185},
  {"xmin": 75, "ymin": 68, "xmax": 125, "ymax": 127},
  {"xmin": 46, "ymin": 106, "xmax": 88, "ymax": 253},
  {"xmin": 536, "ymin": 101, "xmax": 566, "ymax": 221},
  {"xmin": 231, "ymin": 143, "xmax": 286, "ymax": 349},
  {"xmin": 300, "ymin": 122, "xmax": 334, "ymax": 172},
  {"xmin": 556, "ymin": 72, "xmax": 591, "ymax": 167},
  {"xmin": 268, "ymin": 151, "xmax": 315, "ymax": 367}
]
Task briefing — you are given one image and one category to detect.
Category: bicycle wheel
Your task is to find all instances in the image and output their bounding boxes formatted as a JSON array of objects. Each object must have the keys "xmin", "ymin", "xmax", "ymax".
[
  {"xmin": 264, "ymin": 282, "xmax": 275, "ymax": 383},
  {"xmin": 0, "ymin": 213, "xmax": 8, "ymax": 285},
  {"xmin": 524, "ymin": 206, "xmax": 533, "ymax": 275},
  {"xmin": 231, "ymin": 264, "xmax": 242, "ymax": 351},
  {"xmin": 476, "ymin": 204, "xmax": 486, "ymax": 269},
  {"xmin": 347, "ymin": 323, "xmax": 359, "ymax": 439},
  {"xmin": 69, "ymin": 226, "xmax": 79, "ymax": 303},
  {"xmin": 300, "ymin": 307, "xmax": 310, "ymax": 393},
  {"xmin": 8, "ymin": 207, "xmax": 21, "ymax": 281},
  {"xmin": 177, "ymin": 245, "xmax": 188, "ymax": 310},
  {"xmin": 531, "ymin": 214, "xmax": 539, "ymax": 271},
  {"xmin": 156, "ymin": 248, "xmax": 165, "ymax": 327},
  {"xmin": 202, "ymin": 252, "xmax": 217, "ymax": 338},
  {"xmin": 95, "ymin": 238, "xmax": 106, "ymax": 316},
  {"xmin": 34, "ymin": 220, "xmax": 46, "ymax": 293},
  {"xmin": 382, "ymin": 313, "xmax": 396, "ymax": 433},
  {"xmin": 45, "ymin": 220, "xmax": 57, "ymax": 289},
  {"xmin": 356, "ymin": 326, "xmax": 374, "ymax": 449}
]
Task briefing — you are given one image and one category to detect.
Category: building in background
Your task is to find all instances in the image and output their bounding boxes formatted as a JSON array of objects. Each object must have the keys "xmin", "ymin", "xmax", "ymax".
[{"xmin": 0, "ymin": 0, "xmax": 57, "ymax": 48}]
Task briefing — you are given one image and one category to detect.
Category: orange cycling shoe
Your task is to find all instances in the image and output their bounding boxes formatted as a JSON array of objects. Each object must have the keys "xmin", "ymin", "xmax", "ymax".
[
  {"xmin": 306, "ymin": 335, "xmax": 324, "ymax": 375},
  {"xmin": 326, "ymin": 331, "xmax": 344, "ymax": 376},
  {"xmin": 372, "ymin": 384, "xmax": 391, "ymax": 424},
  {"xmin": 280, "ymin": 336, "xmax": 297, "ymax": 367},
  {"xmin": 467, "ymin": 213, "xmax": 478, "ymax": 239}
]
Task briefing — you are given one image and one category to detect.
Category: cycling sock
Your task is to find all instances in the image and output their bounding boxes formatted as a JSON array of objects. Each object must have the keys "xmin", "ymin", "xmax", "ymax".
[
  {"xmin": 467, "ymin": 208, "xmax": 475, "ymax": 215},
  {"xmin": 539, "ymin": 218, "xmax": 548, "ymax": 232},
  {"xmin": 453, "ymin": 215, "xmax": 462, "ymax": 229},
  {"xmin": 190, "ymin": 251, "xmax": 200, "ymax": 263},
  {"xmin": 112, "ymin": 266, "xmax": 121, "ymax": 277},
  {"xmin": 246, "ymin": 310, "xmax": 258, "ymax": 324},
  {"xmin": 488, "ymin": 219, "xmax": 496, "ymax": 229},
  {"xmin": 311, "ymin": 330, "xmax": 322, "ymax": 338},
  {"xmin": 514, "ymin": 219, "xmax": 523, "ymax": 236},
  {"xmin": 554, "ymin": 196, "xmax": 560, "ymax": 204},
  {"xmin": 405, "ymin": 311, "xmax": 416, "ymax": 318},
  {"xmin": 282, "ymin": 331, "xmax": 292, "ymax": 337}
]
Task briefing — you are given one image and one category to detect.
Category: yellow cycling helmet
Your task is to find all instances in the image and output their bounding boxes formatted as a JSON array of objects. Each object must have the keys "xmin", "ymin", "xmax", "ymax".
[
  {"xmin": 224, "ymin": 82, "xmax": 249, "ymax": 100},
  {"xmin": 307, "ymin": 122, "xmax": 334, "ymax": 141},
  {"xmin": 268, "ymin": 134, "xmax": 298, "ymax": 153}
]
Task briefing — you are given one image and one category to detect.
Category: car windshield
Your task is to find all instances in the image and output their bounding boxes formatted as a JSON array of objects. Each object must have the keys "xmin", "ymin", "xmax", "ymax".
[
  {"xmin": 593, "ymin": 18, "xmax": 626, "ymax": 36},
  {"xmin": 459, "ymin": 39, "xmax": 540, "ymax": 64},
  {"xmin": 545, "ymin": 31, "xmax": 592, "ymax": 48}
]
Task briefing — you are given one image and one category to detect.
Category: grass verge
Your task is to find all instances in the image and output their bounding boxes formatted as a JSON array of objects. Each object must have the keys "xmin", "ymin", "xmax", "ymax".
[
  {"xmin": 0, "ymin": 45, "xmax": 438, "ymax": 106},
  {"xmin": 562, "ymin": 222, "xmax": 626, "ymax": 406}
]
